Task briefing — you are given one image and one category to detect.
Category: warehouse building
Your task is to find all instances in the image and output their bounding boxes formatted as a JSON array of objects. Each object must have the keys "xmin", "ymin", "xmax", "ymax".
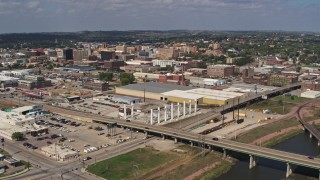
[
  {"xmin": 115, "ymin": 82, "xmax": 195, "ymax": 100},
  {"xmin": 162, "ymin": 88, "xmax": 244, "ymax": 106},
  {"xmin": 0, "ymin": 76, "xmax": 19, "ymax": 88},
  {"xmin": 301, "ymin": 90, "xmax": 320, "ymax": 99}
]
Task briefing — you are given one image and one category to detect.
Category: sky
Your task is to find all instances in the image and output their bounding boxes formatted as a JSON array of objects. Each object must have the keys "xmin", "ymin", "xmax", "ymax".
[{"xmin": 0, "ymin": 0, "xmax": 320, "ymax": 33}]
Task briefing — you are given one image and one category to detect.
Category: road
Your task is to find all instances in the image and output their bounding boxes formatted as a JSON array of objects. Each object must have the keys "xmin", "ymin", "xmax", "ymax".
[{"xmin": 5, "ymin": 135, "xmax": 149, "ymax": 180}]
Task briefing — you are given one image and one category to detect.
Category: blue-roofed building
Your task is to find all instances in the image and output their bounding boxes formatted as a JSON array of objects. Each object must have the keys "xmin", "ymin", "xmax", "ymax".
[{"xmin": 63, "ymin": 66, "xmax": 95, "ymax": 72}]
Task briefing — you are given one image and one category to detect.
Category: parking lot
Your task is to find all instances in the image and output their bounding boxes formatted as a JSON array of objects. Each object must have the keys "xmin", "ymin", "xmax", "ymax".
[{"xmin": 20, "ymin": 114, "xmax": 144, "ymax": 159}]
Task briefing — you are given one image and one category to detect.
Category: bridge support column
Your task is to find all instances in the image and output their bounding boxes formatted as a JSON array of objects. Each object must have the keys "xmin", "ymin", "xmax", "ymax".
[
  {"xmin": 249, "ymin": 155, "xmax": 256, "ymax": 169},
  {"xmin": 145, "ymin": 131, "xmax": 148, "ymax": 137},
  {"xmin": 310, "ymin": 133, "xmax": 313, "ymax": 139},
  {"xmin": 174, "ymin": 138, "xmax": 178, "ymax": 143},
  {"xmin": 177, "ymin": 103, "xmax": 180, "ymax": 119},
  {"xmin": 223, "ymin": 149, "xmax": 227, "ymax": 159},
  {"xmin": 171, "ymin": 103, "xmax": 174, "ymax": 120},
  {"xmin": 157, "ymin": 107, "xmax": 161, "ymax": 124},
  {"xmin": 150, "ymin": 109, "xmax": 153, "ymax": 125},
  {"xmin": 194, "ymin": 101, "xmax": 197, "ymax": 113},
  {"xmin": 131, "ymin": 104, "xmax": 134, "ymax": 118},
  {"xmin": 189, "ymin": 100, "xmax": 192, "ymax": 114},
  {"xmin": 124, "ymin": 104, "xmax": 127, "ymax": 119},
  {"xmin": 162, "ymin": 135, "xmax": 165, "ymax": 140},
  {"xmin": 164, "ymin": 105, "xmax": 167, "ymax": 122},
  {"xmin": 190, "ymin": 141, "xmax": 193, "ymax": 147},
  {"xmin": 183, "ymin": 101, "xmax": 186, "ymax": 117},
  {"xmin": 286, "ymin": 163, "xmax": 292, "ymax": 178},
  {"xmin": 318, "ymin": 141, "xmax": 320, "ymax": 147}
]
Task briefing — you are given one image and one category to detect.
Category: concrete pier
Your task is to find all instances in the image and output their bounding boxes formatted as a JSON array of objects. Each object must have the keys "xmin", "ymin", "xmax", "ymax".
[
  {"xmin": 183, "ymin": 101, "xmax": 186, "ymax": 117},
  {"xmin": 310, "ymin": 133, "xmax": 313, "ymax": 139},
  {"xmin": 249, "ymin": 155, "xmax": 256, "ymax": 169},
  {"xmin": 174, "ymin": 138, "xmax": 178, "ymax": 143},
  {"xmin": 157, "ymin": 107, "xmax": 160, "ymax": 124},
  {"xmin": 131, "ymin": 104, "xmax": 134, "ymax": 118},
  {"xmin": 150, "ymin": 109, "xmax": 153, "ymax": 124},
  {"xmin": 171, "ymin": 103, "xmax": 174, "ymax": 120},
  {"xmin": 194, "ymin": 101, "xmax": 197, "ymax": 112},
  {"xmin": 223, "ymin": 148, "xmax": 227, "ymax": 159},
  {"xmin": 177, "ymin": 103, "xmax": 180, "ymax": 119},
  {"xmin": 124, "ymin": 104, "xmax": 126, "ymax": 119},
  {"xmin": 286, "ymin": 163, "xmax": 292, "ymax": 178},
  {"xmin": 164, "ymin": 105, "xmax": 167, "ymax": 122},
  {"xmin": 189, "ymin": 100, "xmax": 192, "ymax": 114}
]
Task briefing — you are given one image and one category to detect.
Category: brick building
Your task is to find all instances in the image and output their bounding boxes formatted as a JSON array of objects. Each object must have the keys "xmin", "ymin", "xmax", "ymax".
[
  {"xmin": 301, "ymin": 81, "xmax": 320, "ymax": 91},
  {"xmin": 156, "ymin": 47, "xmax": 179, "ymax": 60},
  {"xmin": 100, "ymin": 51, "xmax": 115, "ymax": 61},
  {"xmin": 159, "ymin": 74, "xmax": 189, "ymax": 85},
  {"xmin": 268, "ymin": 74, "xmax": 298, "ymax": 87},
  {"xmin": 82, "ymin": 81, "xmax": 109, "ymax": 91},
  {"xmin": 18, "ymin": 76, "xmax": 51, "ymax": 90},
  {"xmin": 104, "ymin": 60, "xmax": 125, "ymax": 70},
  {"xmin": 207, "ymin": 65, "xmax": 235, "ymax": 78}
]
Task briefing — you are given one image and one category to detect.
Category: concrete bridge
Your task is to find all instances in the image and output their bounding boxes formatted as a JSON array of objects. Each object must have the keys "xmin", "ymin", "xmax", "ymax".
[{"xmin": 92, "ymin": 117, "xmax": 320, "ymax": 179}]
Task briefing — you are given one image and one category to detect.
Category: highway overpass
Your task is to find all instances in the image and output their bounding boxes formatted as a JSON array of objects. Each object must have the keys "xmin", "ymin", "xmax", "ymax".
[{"xmin": 91, "ymin": 115, "xmax": 320, "ymax": 178}]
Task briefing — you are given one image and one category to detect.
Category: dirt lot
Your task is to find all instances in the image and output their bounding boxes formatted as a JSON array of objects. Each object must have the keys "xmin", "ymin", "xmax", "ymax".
[{"xmin": 192, "ymin": 109, "xmax": 280, "ymax": 139}]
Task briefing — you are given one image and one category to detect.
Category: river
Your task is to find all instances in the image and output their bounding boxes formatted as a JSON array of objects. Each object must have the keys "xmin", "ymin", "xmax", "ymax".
[{"xmin": 218, "ymin": 132, "xmax": 320, "ymax": 180}]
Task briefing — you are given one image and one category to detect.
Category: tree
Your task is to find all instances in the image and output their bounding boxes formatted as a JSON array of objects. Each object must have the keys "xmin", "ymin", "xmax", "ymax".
[
  {"xmin": 98, "ymin": 73, "xmax": 113, "ymax": 81},
  {"xmin": 46, "ymin": 64, "xmax": 54, "ymax": 70},
  {"xmin": 121, "ymin": 78, "xmax": 130, "ymax": 85},
  {"xmin": 11, "ymin": 132, "xmax": 24, "ymax": 141},
  {"xmin": 296, "ymin": 66, "xmax": 302, "ymax": 72},
  {"xmin": 119, "ymin": 73, "xmax": 134, "ymax": 85}
]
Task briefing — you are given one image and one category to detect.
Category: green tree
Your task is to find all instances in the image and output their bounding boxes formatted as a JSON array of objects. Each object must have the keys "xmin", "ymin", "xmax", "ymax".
[
  {"xmin": 98, "ymin": 73, "xmax": 113, "ymax": 81},
  {"xmin": 296, "ymin": 66, "xmax": 302, "ymax": 72},
  {"xmin": 119, "ymin": 73, "xmax": 134, "ymax": 85},
  {"xmin": 11, "ymin": 132, "xmax": 24, "ymax": 141},
  {"xmin": 121, "ymin": 78, "xmax": 130, "ymax": 85}
]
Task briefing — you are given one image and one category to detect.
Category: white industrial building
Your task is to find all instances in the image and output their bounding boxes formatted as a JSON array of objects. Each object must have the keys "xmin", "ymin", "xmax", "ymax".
[
  {"xmin": 203, "ymin": 79, "xmax": 226, "ymax": 86},
  {"xmin": 0, "ymin": 76, "xmax": 19, "ymax": 88},
  {"xmin": 0, "ymin": 105, "xmax": 48, "ymax": 139},
  {"xmin": 41, "ymin": 144, "xmax": 79, "ymax": 161},
  {"xmin": 301, "ymin": 90, "xmax": 320, "ymax": 99},
  {"xmin": 152, "ymin": 59, "xmax": 176, "ymax": 67}
]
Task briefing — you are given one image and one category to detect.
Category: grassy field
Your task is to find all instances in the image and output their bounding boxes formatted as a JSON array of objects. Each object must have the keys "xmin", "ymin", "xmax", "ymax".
[
  {"xmin": 304, "ymin": 108, "xmax": 320, "ymax": 122},
  {"xmin": 87, "ymin": 146, "xmax": 182, "ymax": 180},
  {"xmin": 196, "ymin": 160, "xmax": 233, "ymax": 180},
  {"xmin": 272, "ymin": 95, "xmax": 309, "ymax": 103},
  {"xmin": 159, "ymin": 152, "xmax": 224, "ymax": 180},
  {"xmin": 236, "ymin": 118, "xmax": 299, "ymax": 143},
  {"xmin": 246, "ymin": 99, "xmax": 294, "ymax": 114}
]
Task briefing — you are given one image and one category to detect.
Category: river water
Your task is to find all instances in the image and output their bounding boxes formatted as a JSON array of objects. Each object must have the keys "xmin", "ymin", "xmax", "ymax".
[{"xmin": 218, "ymin": 132, "xmax": 320, "ymax": 180}]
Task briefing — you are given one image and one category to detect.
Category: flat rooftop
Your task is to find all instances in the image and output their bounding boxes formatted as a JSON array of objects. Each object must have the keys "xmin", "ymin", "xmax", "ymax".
[
  {"xmin": 186, "ymin": 88, "xmax": 244, "ymax": 98},
  {"xmin": 118, "ymin": 82, "xmax": 195, "ymax": 94},
  {"xmin": 161, "ymin": 90, "xmax": 205, "ymax": 100}
]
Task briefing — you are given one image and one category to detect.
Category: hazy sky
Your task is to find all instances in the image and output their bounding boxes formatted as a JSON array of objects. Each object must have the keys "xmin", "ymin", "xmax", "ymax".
[{"xmin": 0, "ymin": 0, "xmax": 319, "ymax": 33}]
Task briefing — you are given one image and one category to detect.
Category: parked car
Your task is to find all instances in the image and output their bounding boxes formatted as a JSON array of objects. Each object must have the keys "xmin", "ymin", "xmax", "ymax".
[
  {"xmin": 308, "ymin": 156, "xmax": 314, "ymax": 160},
  {"xmin": 83, "ymin": 157, "xmax": 92, "ymax": 161}
]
